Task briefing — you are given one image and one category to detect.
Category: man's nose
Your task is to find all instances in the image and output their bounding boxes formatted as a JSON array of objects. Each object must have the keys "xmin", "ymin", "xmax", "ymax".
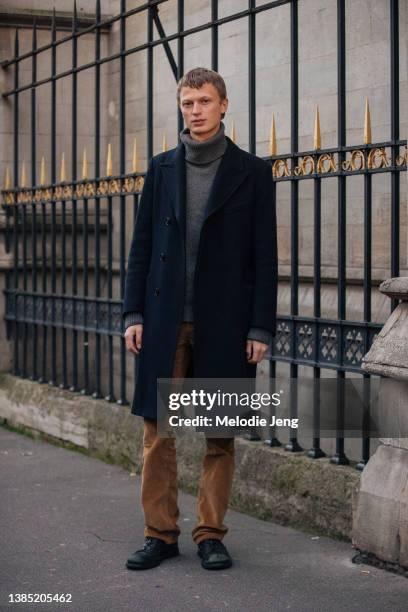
[{"xmin": 192, "ymin": 103, "xmax": 201, "ymax": 114}]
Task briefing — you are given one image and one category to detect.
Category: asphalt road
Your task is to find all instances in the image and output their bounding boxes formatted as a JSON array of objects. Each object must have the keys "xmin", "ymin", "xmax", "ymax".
[{"xmin": 1, "ymin": 426, "xmax": 407, "ymax": 612}]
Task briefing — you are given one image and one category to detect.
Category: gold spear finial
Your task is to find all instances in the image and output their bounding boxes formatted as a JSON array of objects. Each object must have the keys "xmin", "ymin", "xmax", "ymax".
[
  {"xmin": 40, "ymin": 156, "xmax": 46, "ymax": 185},
  {"xmin": 106, "ymin": 143, "xmax": 112, "ymax": 176},
  {"xmin": 314, "ymin": 106, "xmax": 321, "ymax": 150},
  {"xmin": 82, "ymin": 148, "xmax": 88, "ymax": 180},
  {"xmin": 4, "ymin": 165, "xmax": 11, "ymax": 190},
  {"xmin": 132, "ymin": 138, "xmax": 139, "ymax": 173},
  {"xmin": 230, "ymin": 121, "xmax": 236, "ymax": 143},
  {"xmin": 364, "ymin": 97, "xmax": 372, "ymax": 145},
  {"xmin": 162, "ymin": 131, "xmax": 167, "ymax": 152},
  {"xmin": 60, "ymin": 152, "xmax": 66, "ymax": 182},
  {"xmin": 269, "ymin": 114, "xmax": 277, "ymax": 156},
  {"xmin": 20, "ymin": 161, "xmax": 27, "ymax": 188}
]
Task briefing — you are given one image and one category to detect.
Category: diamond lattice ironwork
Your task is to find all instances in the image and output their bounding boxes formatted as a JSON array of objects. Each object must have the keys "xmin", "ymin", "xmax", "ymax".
[
  {"xmin": 297, "ymin": 323, "xmax": 314, "ymax": 359},
  {"xmin": 320, "ymin": 326, "xmax": 338, "ymax": 362}
]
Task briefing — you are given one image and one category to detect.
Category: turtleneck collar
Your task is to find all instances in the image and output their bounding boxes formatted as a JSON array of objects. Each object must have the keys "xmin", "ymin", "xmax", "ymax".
[{"xmin": 179, "ymin": 121, "xmax": 227, "ymax": 165}]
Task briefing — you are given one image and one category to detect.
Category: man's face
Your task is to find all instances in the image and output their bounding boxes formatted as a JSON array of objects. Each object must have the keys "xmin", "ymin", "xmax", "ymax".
[{"xmin": 179, "ymin": 82, "xmax": 228, "ymax": 141}]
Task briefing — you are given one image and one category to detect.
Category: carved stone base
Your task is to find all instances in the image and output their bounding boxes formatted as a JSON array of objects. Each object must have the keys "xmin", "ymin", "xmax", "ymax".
[{"xmin": 352, "ymin": 443, "xmax": 408, "ymax": 568}]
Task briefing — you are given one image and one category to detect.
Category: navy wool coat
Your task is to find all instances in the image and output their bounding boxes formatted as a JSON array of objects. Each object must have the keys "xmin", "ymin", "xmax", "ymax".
[{"xmin": 122, "ymin": 135, "xmax": 278, "ymax": 419}]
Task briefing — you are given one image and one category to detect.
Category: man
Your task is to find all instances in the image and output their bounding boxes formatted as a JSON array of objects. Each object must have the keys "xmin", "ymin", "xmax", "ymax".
[{"xmin": 122, "ymin": 68, "xmax": 277, "ymax": 570}]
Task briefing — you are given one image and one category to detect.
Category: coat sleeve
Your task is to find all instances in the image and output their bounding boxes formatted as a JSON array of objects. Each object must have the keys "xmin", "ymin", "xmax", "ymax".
[
  {"xmin": 250, "ymin": 161, "xmax": 278, "ymax": 336},
  {"xmin": 122, "ymin": 158, "xmax": 155, "ymax": 320}
]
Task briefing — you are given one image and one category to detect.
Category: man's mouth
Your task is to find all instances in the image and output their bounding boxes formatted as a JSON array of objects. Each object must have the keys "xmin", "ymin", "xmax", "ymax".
[{"xmin": 192, "ymin": 120, "xmax": 204, "ymax": 124}]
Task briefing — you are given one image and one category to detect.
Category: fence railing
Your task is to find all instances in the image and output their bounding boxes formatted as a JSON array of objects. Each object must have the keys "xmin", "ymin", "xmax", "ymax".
[{"xmin": 1, "ymin": 0, "xmax": 406, "ymax": 470}]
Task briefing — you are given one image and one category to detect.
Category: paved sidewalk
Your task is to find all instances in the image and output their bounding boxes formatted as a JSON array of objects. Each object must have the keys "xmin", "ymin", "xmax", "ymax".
[{"xmin": 1, "ymin": 427, "xmax": 407, "ymax": 612}]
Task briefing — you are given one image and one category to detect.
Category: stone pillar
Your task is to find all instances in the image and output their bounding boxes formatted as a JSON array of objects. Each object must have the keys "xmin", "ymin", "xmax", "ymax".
[{"xmin": 352, "ymin": 277, "xmax": 408, "ymax": 567}]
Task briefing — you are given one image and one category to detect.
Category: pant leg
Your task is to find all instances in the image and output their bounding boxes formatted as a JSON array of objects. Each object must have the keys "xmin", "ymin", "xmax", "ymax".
[
  {"xmin": 141, "ymin": 417, "xmax": 180, "ymax": 544},
  {"xmin": 185, "ymin": 326, "xmax": 235, "ymax": 543},
  {"xmin": 191, "ymin": 436, "xmax": 235, "ymax": 544},
  {"xmin": 140, "ymin": 323, "xmax": 194, "ymax": 544}
]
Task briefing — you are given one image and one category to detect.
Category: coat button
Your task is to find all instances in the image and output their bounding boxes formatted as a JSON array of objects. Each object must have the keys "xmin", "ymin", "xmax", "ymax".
[
  {"xmin": 154, "ymin": 288, "xmax": 160, "ymax": 296},
  {"xmin": 160, "ymin": 252, "xmax": 166, "ymax": 261},
  {"xmin": 164, "ymin": 216, "xmax": 172, "ymax": 226}
]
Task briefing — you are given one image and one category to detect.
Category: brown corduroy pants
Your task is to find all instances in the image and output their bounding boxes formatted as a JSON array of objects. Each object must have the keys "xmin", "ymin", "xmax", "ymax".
[{"xmin": 141, "ymin": 322, "xmax": 235, "ymax": 545}]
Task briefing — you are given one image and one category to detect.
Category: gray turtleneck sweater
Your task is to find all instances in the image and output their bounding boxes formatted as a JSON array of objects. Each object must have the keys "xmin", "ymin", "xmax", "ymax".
[
  {"xmin": 124, "ymin": 121, "xmax": 271, "ymax": 346},
  {"xmin": 180, "ymin": 121, "xmax": 227, "ymax": 321}
]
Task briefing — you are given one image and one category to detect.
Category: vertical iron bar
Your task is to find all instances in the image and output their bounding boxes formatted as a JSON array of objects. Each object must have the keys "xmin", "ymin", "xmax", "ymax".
[
  {"xmin": 60, "ymin": 191, "xmax": 67, "ymax": 388},
  {"xmin": 70, "ymin": 2, "xmax": 79, "ymax": 391},
  {"xmin": 286, "ymin": 0, "xmax": 302, "ymax": 453},
  {"xmin": 132, "ymin": 190, "xmax": 140, "ymax": 389},
  {"xmin": 81, "ymin": 4, "xmax": 99, "ymax": 396},
  {"xmin": 40, "ymin": 185, "xmax": 47, "ymax": 382},
  {"xmin": 248, "ymin": 0, "xmax": 256, "ymax": 154},
  {"xmin": 49, "ymin": 9, "xmax": 57, "ymax": 386},
  {"xmin": 390, "ymin": 0, "xmax": 400, "ymax": 312},
  {"xmin": 92, "ymin": 0, "xmax": 102, "ymax": 398},
  {"xmin": 116, "ymin": 0, "xmax": 127, "ymax": 404},
  {"xmin": 244, "ymin": 0, "xmax": 258, "ymax": 440},
  {"xmin": 211, "ymin": 0, "xmax": 218, "ymax": 71},
  {"xmin": 30, "ymin": 21, "xmax": 38, "ymax": 381},
  {"xmin": 363, "ymin": 175, "xmax": 372, "ymax": 324},
  {"xmin": 13, "ymin": 29, "xmax": 20, "ymax": 377},
  {"xmin": 265, "ymin": 177, "xmax": 281, "ymax": 448},
  {"xmin": 38, "ymin": 20, "xmax": 47, "ymax": 383},
  {"xmin": 107, "ymin": 193, "xmax": 115, "ymax": 402},
  {"xmin": 147, "ymin": 0, "xmax": 153, "ymax": 160},
  {"xmin": 82, "ymin": 191, "xmax": 89, "ymax": 394},
  {"xmin": 177, "ymin": 0, "xmax": 184, "ymax": 137},
  {"xmin": 21, "ymin": 99, "xmax": 28, "ymax": 378},
  {"xmin": 265, "ymin": 359, "xmax": 281, "ymax": 447},
  {"xmin": 357, "ymin": 166, "xmax": 373, "ymax": 469},
  {"xmin": 22, "ymin": 197, "xmax": 27, "ymax": 378},
  {"xmin": 308, "ymin": 176, "xmax": 325, "ymax": 458},
  {"xmin": 332, "ymin": 0, "xmax": 349, "ymax": 465}
]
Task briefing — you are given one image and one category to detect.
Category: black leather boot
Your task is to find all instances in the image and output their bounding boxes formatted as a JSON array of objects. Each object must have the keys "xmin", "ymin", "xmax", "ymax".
[
  {"xmin": 197, "ymin": 539, "xmax": 233, "ymax": 570},
  {"xmin": 126, "ymin": 537, "xmax": 180, "ymax": 570}
]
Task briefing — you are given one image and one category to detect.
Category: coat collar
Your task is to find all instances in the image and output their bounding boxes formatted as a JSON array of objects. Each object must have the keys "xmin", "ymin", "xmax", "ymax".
[{"xmin": 159, "ymin": 136, "xmax": 249, "ymax": 235}]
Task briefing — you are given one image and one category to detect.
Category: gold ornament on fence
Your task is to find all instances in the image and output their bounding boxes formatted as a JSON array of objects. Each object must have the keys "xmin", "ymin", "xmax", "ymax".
[
  {"xmin": 269, "ymin": 114, "xmax": 277, "ymax": 157},
  {"xmin": 272, "ymin": 158, "xmax": 291, "ymax": 178},
  {"xmin": 314, "ymin": 107, "xmax": 321, "ymax": 150},
  {"xmin": 230, "ymin": 121, "xmax": 236, "ymax": 143},
  {"xmin": 396, "ymin": 146, "xmax": 408, "ymax": 167},
  {"xmin": 317, "ymin": 153, "xmax": 336, "ymax": 174},
  {"xmin": 364, "ymin": 98, "xmax": 372, "ymax": 145}
]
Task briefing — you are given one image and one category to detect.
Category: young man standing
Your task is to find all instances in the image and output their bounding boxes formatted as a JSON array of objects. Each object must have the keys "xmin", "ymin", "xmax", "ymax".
[{"xmin": 123, "ymin": 68, "xmax": 277, "ymax": 570}]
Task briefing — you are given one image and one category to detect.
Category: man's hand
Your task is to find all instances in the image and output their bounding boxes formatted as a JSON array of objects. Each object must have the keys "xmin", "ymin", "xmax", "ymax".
[
  {"xmin": 246, "ymin": 339, "xmax": 268, "ymax": 364},
  {"xmin": 124, "ymin": 324, "xmax": 143, "ymax": 355}
]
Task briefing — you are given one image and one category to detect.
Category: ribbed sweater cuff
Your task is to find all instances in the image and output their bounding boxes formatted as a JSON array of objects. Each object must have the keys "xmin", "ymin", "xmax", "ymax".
[
  {"xmin": 124, "ymin": 312, "xmax": 143, "ymax": 329},
  {"xmin": 247, "ymin": 327, "xmax": 272, "ymax": 346}
]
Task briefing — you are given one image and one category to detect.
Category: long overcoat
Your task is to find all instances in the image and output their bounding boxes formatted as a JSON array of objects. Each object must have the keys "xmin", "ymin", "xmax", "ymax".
[{"xmin": 122, "ymin": 135, "xmax": 278, "ymax": 419}]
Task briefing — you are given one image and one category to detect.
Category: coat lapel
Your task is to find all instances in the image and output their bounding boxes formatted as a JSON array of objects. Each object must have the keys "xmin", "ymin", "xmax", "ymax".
[
  {"xmin": 159, "ymin": 143, "xmax": 186, "ymax": 235},
  {"xmin": 203, "ymin": 136, "xmax": 249, "ymax": 221},
  {"xmin": 159, "ymin": 135, "xmax": 249, "ymax": 237}
]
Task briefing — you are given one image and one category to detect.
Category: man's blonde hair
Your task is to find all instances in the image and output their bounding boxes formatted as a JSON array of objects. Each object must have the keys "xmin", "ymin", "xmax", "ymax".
[{"xmin": 177, "ymin": 67, "xmax": 227, "ymax": 120}]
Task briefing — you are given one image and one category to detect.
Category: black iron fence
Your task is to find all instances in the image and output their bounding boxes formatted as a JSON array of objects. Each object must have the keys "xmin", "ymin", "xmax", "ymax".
[{"xmin": 1, "ymin": 0, "xmax": 406, "ymax": 469}]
